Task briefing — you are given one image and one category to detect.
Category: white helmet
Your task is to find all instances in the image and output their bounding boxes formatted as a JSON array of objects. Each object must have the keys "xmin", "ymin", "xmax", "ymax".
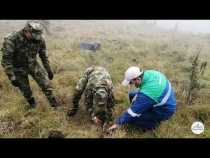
[{"xmin": 122, "ymin": 66, "xmax": 143, "ymax": 86}]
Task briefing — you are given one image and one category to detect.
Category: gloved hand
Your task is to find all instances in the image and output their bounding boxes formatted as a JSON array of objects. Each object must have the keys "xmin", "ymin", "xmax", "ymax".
[
  {"xmin": 68, "ymin": 91, "xmax": 81, "ymax": 117},
  {"xmin": 47, "ymin": 70, "xmax": 54, "ymax": 80},
  {"xmin": 92, "ymin": 116, "xmax": 103, "ymax": 126},
  {"xmin": 67, "ymin": 108, "xmax": 78, "ymax": 117},
  {"xmin": 11, "ymin": 80, "xmax": 19, "ymax": 87}
]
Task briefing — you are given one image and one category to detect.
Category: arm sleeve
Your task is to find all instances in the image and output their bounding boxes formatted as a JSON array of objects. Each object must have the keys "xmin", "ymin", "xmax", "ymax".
[
  {"xmin": 1, "ymin": 39, "xmax": 15, "ymax": 80},
  {"xmin": 73, "ymin": 67, "xmax": 94, "ymax": 102},
  {"xmin": 116, "ymin": 92, "xmax": 156, "ymax": 125},
  {"xmin": 39, "ymin": 40, "xmax": 52, "ymax": 73}
]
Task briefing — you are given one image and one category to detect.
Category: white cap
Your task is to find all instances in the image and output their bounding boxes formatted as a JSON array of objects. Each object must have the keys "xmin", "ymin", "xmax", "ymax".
[{"xmin": 122, "ymin": 66, "xmax": 143, "ymax": 86}]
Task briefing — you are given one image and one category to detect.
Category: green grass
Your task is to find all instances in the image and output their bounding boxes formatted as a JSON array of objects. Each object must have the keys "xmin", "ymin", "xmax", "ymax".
[{"xmin": 0, "ymin": 21, "xmax": 209, "ymax": 138}]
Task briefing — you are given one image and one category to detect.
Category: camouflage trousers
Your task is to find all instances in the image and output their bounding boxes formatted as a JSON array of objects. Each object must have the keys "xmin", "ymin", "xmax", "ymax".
[
  {"xmin": 84, "ymin": 88, "xmax": 115, "ymax": 124},
  {"xmin": 13, "ymin": 63, "xmax": 57, "ymax": 107}
]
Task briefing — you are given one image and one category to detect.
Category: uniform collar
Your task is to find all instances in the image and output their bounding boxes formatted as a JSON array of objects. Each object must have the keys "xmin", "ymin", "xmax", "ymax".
[{"xmin": 19, "ymin": 30, "xmax": 28, "ymax": 42}]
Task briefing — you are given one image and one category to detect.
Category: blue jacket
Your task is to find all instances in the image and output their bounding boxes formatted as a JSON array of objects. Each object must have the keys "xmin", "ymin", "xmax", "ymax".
[{"xmin": 116, "ymin": 71, "xmax": 176, "ymax": 125}]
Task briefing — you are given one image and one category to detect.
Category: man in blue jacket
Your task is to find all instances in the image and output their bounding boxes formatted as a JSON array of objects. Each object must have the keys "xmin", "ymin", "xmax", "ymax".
[{"xmin": 108, "ymin": 66, "xmax": 176, "ymax": 131}]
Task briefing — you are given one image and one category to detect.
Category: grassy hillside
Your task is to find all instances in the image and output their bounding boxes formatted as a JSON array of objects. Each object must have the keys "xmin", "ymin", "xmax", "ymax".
[{"xmin": 0, "ymin": 20, "xmax": 209, "ymax": 138}]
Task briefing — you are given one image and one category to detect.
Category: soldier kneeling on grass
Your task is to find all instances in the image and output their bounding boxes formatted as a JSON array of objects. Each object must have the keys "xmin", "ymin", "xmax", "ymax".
[{"xmin": 67, "ymin": 66, "xmax": 115, "ymax": 128}]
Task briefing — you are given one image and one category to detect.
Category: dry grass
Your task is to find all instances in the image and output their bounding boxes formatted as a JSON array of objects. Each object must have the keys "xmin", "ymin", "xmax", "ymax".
[{"xmin": 0, "ymin": 20, "xmax": 209, "ymax": 138}]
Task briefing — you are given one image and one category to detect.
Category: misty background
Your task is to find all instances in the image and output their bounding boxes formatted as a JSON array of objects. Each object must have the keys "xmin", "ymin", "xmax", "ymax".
[
  {"xmin": 126, "ymin": 20, "xmax": 210, "ymax": 34},
  {"xmin": 1, "ymin": 20, "xmax": 210, "ymax": 34}
]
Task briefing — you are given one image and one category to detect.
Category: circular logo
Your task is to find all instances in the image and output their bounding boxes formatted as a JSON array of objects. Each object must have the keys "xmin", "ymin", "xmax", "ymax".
[{"xmin": 191, "ymin": 121, "xmax": 204, "ymax": 135}]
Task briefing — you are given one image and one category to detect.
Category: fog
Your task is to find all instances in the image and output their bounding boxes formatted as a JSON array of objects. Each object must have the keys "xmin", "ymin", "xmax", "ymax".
[
  {"xmin": 1, "ymin": 20, "xmax": 210, "ymax": 34},
  {"xmin": 126, "ymin": 20, "xmax": 210, "ymax": 34},
  {"xmin": 156, "ymin": 20, "xmax": 210, "ymax": 34}
]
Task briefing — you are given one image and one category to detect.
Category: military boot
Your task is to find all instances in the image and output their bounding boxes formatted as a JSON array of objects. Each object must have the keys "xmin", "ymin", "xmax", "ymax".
[
  {"xmin": 67, "ymin": 107, "xmax": 78, "ymax": 117},
  {"xmin": 27, "ymin": 97, "xmax": 36, "ymax": 108},
  {"xmin": 50, "ymin": 97, "xmax": 61, "ymax": 108}
]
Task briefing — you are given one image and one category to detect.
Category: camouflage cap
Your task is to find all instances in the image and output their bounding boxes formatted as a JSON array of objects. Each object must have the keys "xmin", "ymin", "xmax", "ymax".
[
  {"xmin": 25, "ymin": 21, "xmax": 43, "ymax": 33},
  {"xmin": 24, "ymin": 21, "xmax": 43, "ymax": 40}
]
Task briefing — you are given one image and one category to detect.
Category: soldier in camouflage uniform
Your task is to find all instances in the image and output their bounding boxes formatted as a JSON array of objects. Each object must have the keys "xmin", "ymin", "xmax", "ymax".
[
  {"xmin": 67, "ymin": 66, "xmax": 115, "ymax": 126},
  {"xmin": 1, "ymin": 22, "xmax": 60, "ymax": 108}
]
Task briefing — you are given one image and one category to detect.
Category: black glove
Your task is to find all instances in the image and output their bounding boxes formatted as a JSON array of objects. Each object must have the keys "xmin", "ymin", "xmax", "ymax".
[
  {"xmin": 11, "ymin": 80, "xmax": 19, "ymax": 87},
  {"xmin": 95, "ymin": 111, "xmax": 107, "ymax": 124},
  {"xmin": 67, "ymin": 108, "xmax": 78, "ymax": 117},
  {"xmin": 48, "ymin": 70, "xmax": 54, "ymax": 80}
]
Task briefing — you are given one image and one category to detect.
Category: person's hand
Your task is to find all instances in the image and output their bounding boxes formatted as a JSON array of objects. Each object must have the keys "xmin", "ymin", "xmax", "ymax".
[
  {"xmin": 92, "ymin": 116, "xmax": 103, "ymax": 126},
  {"xmin": 48, "ymin": 70, "xmax": 54, "ymax": 80},
  {"xmin": 108, "ymin": 124, "xmax": 119, "ymax": 131},
  {"xmin": 11, "ymin": 79, "xmax": 19, "ymax": 87}
]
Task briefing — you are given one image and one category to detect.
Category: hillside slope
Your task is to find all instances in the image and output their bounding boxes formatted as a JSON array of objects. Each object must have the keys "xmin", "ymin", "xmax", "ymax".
[{"xmin": 0, "ymin": 20, "xmax": 209, "ymax": 138}]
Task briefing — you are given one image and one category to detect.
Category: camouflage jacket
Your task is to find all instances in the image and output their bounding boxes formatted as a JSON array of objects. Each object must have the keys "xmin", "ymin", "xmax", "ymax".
[
  {"xmin": 73, "ymin": 66, "xmax": 115, "ymax": 117},
  {"xmin": 1, "ymin": 30, "xmax": 51, "ymax": 80},
  {"xmin": 75, "ymin": 66, "xmax": 114, "ymax": 94}
]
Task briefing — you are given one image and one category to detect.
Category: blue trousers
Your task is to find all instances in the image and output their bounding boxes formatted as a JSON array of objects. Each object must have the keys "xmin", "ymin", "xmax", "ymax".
[{"xmin": 128, "ymin": 91, "xmax": 175, "ymax": 130}]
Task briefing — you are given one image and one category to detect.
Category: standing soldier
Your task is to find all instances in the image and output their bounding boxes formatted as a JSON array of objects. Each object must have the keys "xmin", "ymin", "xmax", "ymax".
[
  {"xmin": 1, "ymin": 22, "xmax": 60, "ymax": 108},
  {"xmin": 67, "ymin": 66, "xmax": 115, "ymax": 127}
]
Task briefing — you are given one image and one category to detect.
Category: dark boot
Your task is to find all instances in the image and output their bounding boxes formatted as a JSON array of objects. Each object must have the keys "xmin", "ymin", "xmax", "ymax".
[
  {"xmin": 67, "ymin": 107, "xmax": 78, "ymax": 117},
  {"xmin": 50, "ymin": 97, "xmax": 61, "ymax": 108},
  {"xmin": 48, "ymin": 130, "xmax": 65, "ymax": 138},
  {"xmin": 27, "ymin": 97, "xmax": 36, "ymax": 108}
]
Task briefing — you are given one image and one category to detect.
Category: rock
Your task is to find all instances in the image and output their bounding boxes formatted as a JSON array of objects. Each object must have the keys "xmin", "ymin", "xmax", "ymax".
[
  {"xmin": 80, "ymin": 42, "xmax": 101, "ymax": 51},
  {"xmin": 48, "ymin": 130, "xmax": 65, "ymax": 138}
]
